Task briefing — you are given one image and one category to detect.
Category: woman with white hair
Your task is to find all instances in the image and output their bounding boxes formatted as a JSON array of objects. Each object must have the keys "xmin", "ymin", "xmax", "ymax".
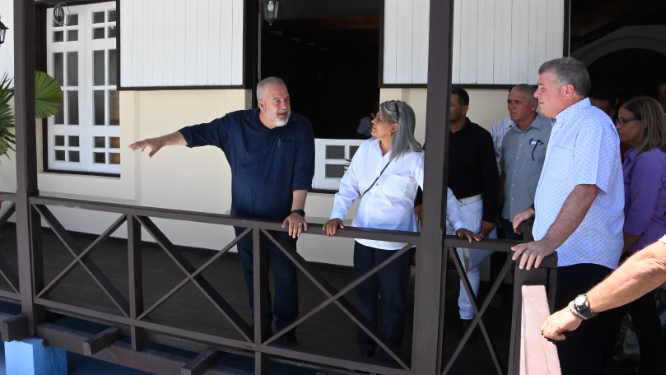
[{"xmin": 323, "ymin": 100, "xmax": 480, "ymax": 360}]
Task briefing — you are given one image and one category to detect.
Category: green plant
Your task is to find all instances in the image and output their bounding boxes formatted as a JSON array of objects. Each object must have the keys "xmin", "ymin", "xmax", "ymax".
[
  {"xmin": 35, "ymin": 70, "xmax": 63, "ymax": 119},
  {"xmin": 0, "ymin": 71, "xmax": 63, "ymax": 160},
  {"xmin": 0, "ymin": 74, "xmax": 15, "ymax": 159}
]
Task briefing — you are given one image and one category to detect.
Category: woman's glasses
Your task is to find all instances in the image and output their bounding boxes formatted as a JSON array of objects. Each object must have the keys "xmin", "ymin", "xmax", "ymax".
[{"xmin": 615, "ymin": 117, "xmax": 639, "ymax": 126}]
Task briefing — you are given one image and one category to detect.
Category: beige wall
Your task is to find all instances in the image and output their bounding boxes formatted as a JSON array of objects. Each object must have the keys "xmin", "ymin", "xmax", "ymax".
[{"xmin": 380, "ymin": 88, "xmax": 510, "ymax": 139}]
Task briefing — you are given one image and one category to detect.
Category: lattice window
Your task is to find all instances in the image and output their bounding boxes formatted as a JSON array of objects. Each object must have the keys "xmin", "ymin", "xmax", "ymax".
[{"xmin": 47, "ymin": 2, "xmax": 120, "ymax": 174}]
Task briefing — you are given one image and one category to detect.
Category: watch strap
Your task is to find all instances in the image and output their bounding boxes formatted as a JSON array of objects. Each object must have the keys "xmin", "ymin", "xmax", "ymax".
[{"xmin": 291, "ymin": 209, "xmax": 305, "ymax": 217}]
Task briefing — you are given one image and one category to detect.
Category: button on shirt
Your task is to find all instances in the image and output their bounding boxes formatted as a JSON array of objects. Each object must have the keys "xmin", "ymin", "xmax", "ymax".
[
  {"xmin": 331, "ymin": 138, "xmax": 466, "ymax": 250},
  {"xmin": 533, "ymin": 99, "xmax": 624, "ymax": 269},
  {"xmin": 179, "ymin": 109, "xmax": 315, "ymax": 223},
  {"xmin": 500, "ymin": 115, "xmax": 552, "ymax": 221},
  {"xmin": 622, "ymin": 148, "xmax": 666, "ymax": 253}
]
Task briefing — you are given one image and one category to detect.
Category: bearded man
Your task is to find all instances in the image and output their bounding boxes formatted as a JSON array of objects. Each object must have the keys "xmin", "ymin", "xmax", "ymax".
[{"xmin": 129, "ymin": 76, "xmax": 315, "ymax": 344}]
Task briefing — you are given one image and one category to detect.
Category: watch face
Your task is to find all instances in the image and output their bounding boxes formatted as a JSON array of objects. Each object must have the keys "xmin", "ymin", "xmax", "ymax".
[{"xmin": 575, "ymin": 295, "xmax": 587, "ymax": 307}]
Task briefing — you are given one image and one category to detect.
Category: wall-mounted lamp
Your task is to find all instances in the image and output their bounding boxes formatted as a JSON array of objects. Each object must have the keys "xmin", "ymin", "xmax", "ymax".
[{"xmin": 259, "ymin": 0, "xmax": 283, "ymax": 26}]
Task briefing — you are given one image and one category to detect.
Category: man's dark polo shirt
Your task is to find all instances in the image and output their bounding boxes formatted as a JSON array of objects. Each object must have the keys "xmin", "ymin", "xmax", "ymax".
[{"xmin": 179, "ymin": 109, "xmax": 315, "ymax": 224}]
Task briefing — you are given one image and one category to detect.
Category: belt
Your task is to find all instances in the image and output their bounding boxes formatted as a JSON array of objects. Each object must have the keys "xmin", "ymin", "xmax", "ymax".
[{"xmin": 458, "ymin": 194, "xmax": 483, "ymax": 206}]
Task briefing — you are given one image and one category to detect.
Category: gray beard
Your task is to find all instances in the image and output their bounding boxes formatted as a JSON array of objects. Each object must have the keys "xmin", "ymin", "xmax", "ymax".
[{"xmin": 272, "ymin": 112, "xmax": 291, "ymax": 126}]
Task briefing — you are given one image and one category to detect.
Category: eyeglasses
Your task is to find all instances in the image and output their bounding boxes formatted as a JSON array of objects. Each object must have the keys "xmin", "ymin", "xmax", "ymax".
[{"xmin": 615, "ymin": 117, "xmax": 639, "ymax": 126}]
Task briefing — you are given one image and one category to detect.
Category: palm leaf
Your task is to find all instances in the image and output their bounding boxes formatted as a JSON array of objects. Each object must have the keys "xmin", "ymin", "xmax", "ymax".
[
  {"xmin": 0, "ymin": 74, "xmax": 14, "ymax": 160},
  {"xmin": 35, "ymin": 70, "xmax": 63, "ymax": 119}
]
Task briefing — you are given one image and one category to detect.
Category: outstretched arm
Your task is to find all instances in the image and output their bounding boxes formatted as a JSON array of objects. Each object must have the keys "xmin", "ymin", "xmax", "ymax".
[
  {"xmin": 541, "ymin": 240, "xmax": 666, "ymax": 341},
  {"xmin": 129, "ymin": 131, "xmax": 187, "ymax": 157}
]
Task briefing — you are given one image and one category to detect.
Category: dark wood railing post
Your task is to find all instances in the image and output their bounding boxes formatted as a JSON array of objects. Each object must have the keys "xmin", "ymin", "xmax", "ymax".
[
  {"xmin": 13, "ymin": 0, "xmax": 44, "ymax": 336},
  {"xmin": 412, "ymin": 0, "xmax": 455, "ymax": 373},
  {"xmin": 128, "ymin": 215, "xmax": 145, "ymax": 350},
  {"xmin": 253, "ymin": 228, "xmax": 268, "ymax": 375}
]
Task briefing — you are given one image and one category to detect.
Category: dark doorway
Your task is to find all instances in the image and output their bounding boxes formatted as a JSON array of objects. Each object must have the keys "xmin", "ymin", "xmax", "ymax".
[
  {"xmin": 587, "ymin": 49, "xmax": 666, "ymax": 104},
  {"xmin": 260, "ymin": 1, "xmax": 381, "ymax": 139}
]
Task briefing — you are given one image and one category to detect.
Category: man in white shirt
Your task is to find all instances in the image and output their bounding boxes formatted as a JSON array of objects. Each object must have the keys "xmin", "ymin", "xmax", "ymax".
[
  {"xmin": 512, "ymin": 57, "xmax": 624, "ymax": 375},
  {"xmin": 490, "ymin": 117, "xmax": 513, "ymax": 161}
]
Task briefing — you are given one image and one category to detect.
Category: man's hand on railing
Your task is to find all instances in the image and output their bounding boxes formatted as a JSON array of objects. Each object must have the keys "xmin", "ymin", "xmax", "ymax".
[
  {"xmin": 512, "ymin": 207, "xmax": 535, "ymax": 235},
  {"xmin": 283, "ymin": 213, "xmax": 308, "ymax": 238},
  {"xmin": 323, "ymin": 218, "xmax": 344, "ymax": 237},
  {"xmin": 540, "ymin": 306, "xmax": 582, "ymax": 341},
  {"xmin": 511, "ymin": 239, "xmax": 556, "ymax": 270},
  {"xmin": 456, "ymin": 228, "xmax": 483, "ymax": 244}
]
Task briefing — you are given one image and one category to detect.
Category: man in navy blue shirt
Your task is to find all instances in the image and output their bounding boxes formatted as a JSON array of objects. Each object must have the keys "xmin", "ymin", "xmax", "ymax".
[{"xmin": 129, "ymin": 77, "xmax": 315, "ymax": 344}]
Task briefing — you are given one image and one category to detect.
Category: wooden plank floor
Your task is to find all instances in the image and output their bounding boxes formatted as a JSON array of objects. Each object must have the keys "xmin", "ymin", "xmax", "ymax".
[{"xmin": 0, "ymin": 221, "xmax": 522, "ymax": 374}]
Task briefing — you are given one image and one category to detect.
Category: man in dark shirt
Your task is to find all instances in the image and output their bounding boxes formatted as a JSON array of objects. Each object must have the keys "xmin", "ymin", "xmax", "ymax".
[
  {"xmin": 129, "ymin": 77, "xmax": 315, "ymax": 344},
  {"xmin": 415, "ymin": 88, "xmax": 499, "ymax": 333}
]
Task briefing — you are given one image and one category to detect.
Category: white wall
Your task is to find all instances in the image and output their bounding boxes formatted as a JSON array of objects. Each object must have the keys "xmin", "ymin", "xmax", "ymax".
[
  {"xmin": 0, "ymin": 0, "xmax": 14, "ymax": 80},
  {"xmin": 119, "ymin": 0, "xmax": 244, "ymax": 88},
  {"xmin": 383, "ymin": 0, "xmax": 565, "ymax": 85}
]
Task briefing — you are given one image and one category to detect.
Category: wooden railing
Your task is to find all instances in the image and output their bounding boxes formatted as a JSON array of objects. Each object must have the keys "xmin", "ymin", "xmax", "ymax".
[{"xmin": 519, "ymin": 286, "xmax": 561, "ymax": 375}]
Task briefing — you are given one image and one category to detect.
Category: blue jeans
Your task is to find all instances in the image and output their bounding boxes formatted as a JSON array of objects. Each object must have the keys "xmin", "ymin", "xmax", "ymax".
[
  {"xmin": 353, "ymin": 242, "xmax": 416, "ymax": 358},
  {"xmin": 236, "ymin": 228, "xmax": 299, "ymax": 334}
]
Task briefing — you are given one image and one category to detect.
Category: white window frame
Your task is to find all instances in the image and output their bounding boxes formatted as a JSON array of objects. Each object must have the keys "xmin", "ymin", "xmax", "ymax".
[
  {"xmin": 313, "ymin": 139, "xmax": 364, "ymax": 191},
  {"xmin": 46, "ymin": 2, "xmax": 120, "ymax": 174}
]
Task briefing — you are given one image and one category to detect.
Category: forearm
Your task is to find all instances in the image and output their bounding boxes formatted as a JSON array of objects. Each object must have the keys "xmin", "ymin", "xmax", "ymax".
[
  {"xmin": 161, "ymin": 131, "xmax": 187, "ymax": 146},
  {"xmin": 291, "ymin": 190, "xmax": 307, "ymax": 211},
  {"xmin": 588, "ymin": 241, "xmax": 666, "ymax": 312},
  {"xmin": 541, "ymin": 184, "xmax": 598, "ymax": 249},
  {"xmin": 622, "ymin": 232, "xmax": 641, "ymax": 253}
]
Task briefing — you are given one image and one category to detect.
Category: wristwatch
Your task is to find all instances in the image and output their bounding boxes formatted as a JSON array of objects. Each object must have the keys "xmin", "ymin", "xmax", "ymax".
[
  {"xmin": 568, "ymin": 294, "xmax": 597, "ymax": 320},
  {"xmin": 291, "ymin": 209, "xmax": 306, "ymax": 217}
]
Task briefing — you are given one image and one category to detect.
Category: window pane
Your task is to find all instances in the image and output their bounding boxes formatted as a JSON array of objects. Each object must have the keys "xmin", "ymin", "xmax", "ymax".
[
  {"xmin": 68, "ymin": 136, "xmax": 79, "ymax": 147},
  {"xmin": 108, "ymin": 26, "xmax": 116, "ymax": 38},
  {"xmin": 93, "ymin": 50, "xmax": 105, "ymax": 86},
  {"xmin": 55, "ymin": 150, "xmax": 65, "ymax": 161},
  {"xmin": 108, "ymin": 10, "xmax": 117, "ymax": 22},
  {"xmin": 55, "ymin": 107, "xmax": 64, "ymax": 124},
  {"xmin": 94, "ymin": 152, "xmax": 106, "ymax": 164},
  {"xmin": 93, "ymin": 11, "xmax": 105, "ymax": 24},
  {"xmin": 53, "ymin": 19, "xmax": 62, "ymax": 28},
  {"xmin": 53, "ymin": 31, "xmax": 63, "ymax": 42},
  {"xmin": 69, "ymin": 14, "xmax": 79, "ymax": 26},
  {"xmin": 53, "ymin": 53, "xmax": 64, "ymax": 86},
  {"xmin": 326, "ymin": 145, "xmax": 345, "ymax": 159},
  {"xmin": 108, "ymin": 50, "xmax": 117, "ymax": 85},
  {"xmin": 94, "ymin": 137, "xmax": 105, "ymax": 148},
  {"xmin": 67, "ymin": 30, "xmax": 78, "ymax": 42},
  {"xmin": 109, "ymin": 90, "xmax": 119, "ymax": 125},
  {"xmin": 109, "ymin": 137, "xmax": 120, "ymax": 148},
  {"xmin": 350, "ymin": 146, "xmax": 360, "ymax": 159},
  {"xmin": 69, "ymin": 151, "xmax": 80, "ymax": 163},
  {"xmin": 67, "ymin": 52, "xmax": 78, "ymax": 86},
  {"xmin": 55, "ymin": 135, "xmax": 65, "ymax": 146},
  {"xmin": 325, "ymin": 164, "xmax": 345, "ymax": 178},
  {"xmin": 68, "ymin": 91, "xmax": 79, "ymax": 125},
  {"xmin": 109, "ymin": 153, "xmax": 120, "ymax": 164},
  {"xmin": 94, "ymin": 91, "xmax": 105, "ymax": 125},
  {"xmin": 93, "ymin": 28, "xmax": 105, "ymax": 39}
]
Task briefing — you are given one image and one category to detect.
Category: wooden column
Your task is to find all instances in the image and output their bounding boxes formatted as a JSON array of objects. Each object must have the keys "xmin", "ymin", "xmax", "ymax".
[
  {"xmin": 13, "ymin": 0, "xmax": 44, "ymax": 336},
  {"xmin": 411, "ymin": 0, "xmax": 455, "ymax": 374}
]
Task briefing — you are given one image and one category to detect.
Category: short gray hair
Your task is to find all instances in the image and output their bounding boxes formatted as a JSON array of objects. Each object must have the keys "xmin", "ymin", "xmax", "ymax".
[
  {"xmin": 377, "ymin": 100, "xmax": 423, "ymax": 162},
  {"xmin": 257, "ymin": 77, "xmax": 286, "ymax": 101},
  {"xmin": 538, "ymin": 57, "xmax": 591, "ymax": 97},
  {"xmin": 511, "ymin": 84, "xmax": 537, "ymax": 103}
]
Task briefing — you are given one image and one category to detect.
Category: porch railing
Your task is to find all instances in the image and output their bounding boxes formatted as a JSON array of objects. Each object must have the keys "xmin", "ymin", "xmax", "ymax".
[
  {"xmin": 519, "ymin": 286, "xmax": 561, "ymax": 375},
  {"xmin": 0, "ymin": 191, "xmax": 557, "ymax": 375}
]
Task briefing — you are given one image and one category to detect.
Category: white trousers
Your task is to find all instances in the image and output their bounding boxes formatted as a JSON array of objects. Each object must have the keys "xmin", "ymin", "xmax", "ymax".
[{"xmin": 446, "ymin": 199, "xmax": 496, "ymax": 320}]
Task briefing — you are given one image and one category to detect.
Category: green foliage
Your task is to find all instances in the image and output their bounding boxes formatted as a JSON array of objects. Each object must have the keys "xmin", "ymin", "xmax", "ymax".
[
  {"xmin": 35, "ymin": 70, "xmax": 63, "ymax": 119},
  {"xmin": 0, "ymin": 74, "xmax": 15, "ymax": 160}
]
